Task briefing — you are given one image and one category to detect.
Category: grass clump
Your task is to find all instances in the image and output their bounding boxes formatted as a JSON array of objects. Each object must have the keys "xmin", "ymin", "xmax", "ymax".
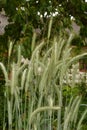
[{"xmin": 0, "ymin": 34, "xmax": 87, "ymax": 130}]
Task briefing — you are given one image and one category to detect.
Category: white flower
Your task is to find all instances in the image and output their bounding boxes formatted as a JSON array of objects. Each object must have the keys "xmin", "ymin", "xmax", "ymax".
[
  {"xmin": 21, "ymin": 7, "xmax": 25, "ymax": 11},
  {"xmin": 49, "ymin": 1, "xmax": 51, "ymax": 4},
  {"xmin": 36, "ymin": 1, "xmax": 39, "ymax": 3},
  {"xmin": 44, "ymin": 12, "xmax": 47, "ymax": 17},
  {"xmin": 37, "ymin": 11, "xmax": 40, "ymax": 16},
  {"xmin": 16, "ymin": 7, "xmax": 18, "ymax": 11}
]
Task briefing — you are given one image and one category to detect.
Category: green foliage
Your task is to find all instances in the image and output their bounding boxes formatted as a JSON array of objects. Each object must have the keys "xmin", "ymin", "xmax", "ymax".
[
  {"xmin": 71, "ymin": 36, "xmax": 83, "ymax": 47},
  {"xmin": 0, "ymin": 0, "xmax": 6, "ymax": 10}
]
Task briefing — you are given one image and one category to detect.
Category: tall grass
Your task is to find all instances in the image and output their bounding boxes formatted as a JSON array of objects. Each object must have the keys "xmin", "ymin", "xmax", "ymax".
[{"xmin": 0, "ymin": 34, "xmax": 87, "ymax": 130}]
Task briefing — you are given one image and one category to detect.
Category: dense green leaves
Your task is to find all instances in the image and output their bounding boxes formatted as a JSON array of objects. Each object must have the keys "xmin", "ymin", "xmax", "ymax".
[
  {"xmin": 0, "ymin": 0, "xmax": 87, "ymax": 59},
  {"xmin": 0, "ymin": 0, "xmax": 87, "ymax": 49}
]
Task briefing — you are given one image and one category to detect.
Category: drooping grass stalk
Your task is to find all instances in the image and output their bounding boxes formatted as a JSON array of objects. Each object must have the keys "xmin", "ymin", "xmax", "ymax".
[
  {"xmin": 48, "ymin": 17, "xmax": 53, "ymax": 40},
  {"xmin": 0, "ymin": 63, "xmax": 8, "ymax": 83},
  {"xmin": 29, "ymin": 106, "xmax": 60, "ymax": 129},
  {"xmin": 31, "ymin": 32, "xmax": 36, "ymax": 52},
  {"xmin": 17, "ymin": 46, "xmax": 21, "ymax": 67},
  {"xmin": 8, "ymin": 40, "xmax": 14, "ymax": 64}
]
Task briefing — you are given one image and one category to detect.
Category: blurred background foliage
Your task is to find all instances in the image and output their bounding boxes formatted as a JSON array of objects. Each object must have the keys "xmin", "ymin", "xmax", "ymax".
[
  {"xmin": 0, "ymin": 0, "xmax": 87, "ymax": 57},
  {"xmin": 0, "ymin": 0, "xmax": 87, "ymax": 59}
]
